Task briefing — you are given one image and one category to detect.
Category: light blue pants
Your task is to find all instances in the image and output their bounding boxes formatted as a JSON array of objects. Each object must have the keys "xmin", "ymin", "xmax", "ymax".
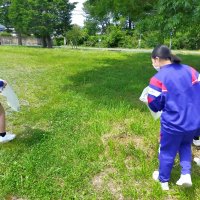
[{"xmin": 159, "ymin": 131, "xmax": 194, "ymax": 183}]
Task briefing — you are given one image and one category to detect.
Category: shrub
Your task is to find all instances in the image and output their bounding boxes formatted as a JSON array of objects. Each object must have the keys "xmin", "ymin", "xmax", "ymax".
[
  {"xmin": 0, "ymin": 32, "xmax": 12, "ymax": 36},
  {"xmin": 84, "ymin": 35, "xmax": 99, "ymax": 47},
  {"xmin": 53, "ymin": 37, "xmax": 64, "ymax": 46}
]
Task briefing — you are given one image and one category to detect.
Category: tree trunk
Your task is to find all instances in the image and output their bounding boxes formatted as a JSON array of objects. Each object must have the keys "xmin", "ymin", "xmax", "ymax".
[
  {"xmin": 128, "ymin": 17, "xmax": 132, "ymax": 30},
  {"xmin": 64, "ymin": 37, "xmax": 66, "ymax": 46},
  {"xmin": 41, "ymin": 36, "xmax": 47, "ymax": 48},
  {"xmin": 46, "ymin": 35, "xmax": 52, "ymax": 48},
  {"xmin": 17, "ymin": 32, "xmax": 22, "ymax": 45}
]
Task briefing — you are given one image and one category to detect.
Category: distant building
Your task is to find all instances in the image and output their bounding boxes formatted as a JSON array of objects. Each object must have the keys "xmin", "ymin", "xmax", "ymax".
[
  {"xmin": 0, "ymin": 36, "xmax": 41, "ymax": 46},
  {"xmin": 0, "ymin": 24, "xmax": 6, "ymax": 32}
]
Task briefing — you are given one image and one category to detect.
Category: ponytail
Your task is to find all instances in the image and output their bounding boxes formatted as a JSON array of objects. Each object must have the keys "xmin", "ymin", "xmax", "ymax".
[
  {"xmin": 170, "ymin": 54, "xmax": 181, "ymax": 64},
  {"xmin": 152, "ymin": 45, "xmax": 181, "ymax": 64}
]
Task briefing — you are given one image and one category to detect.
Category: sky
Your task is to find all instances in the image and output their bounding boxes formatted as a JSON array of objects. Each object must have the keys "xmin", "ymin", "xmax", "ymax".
[{"xmin": 69, "ymin": 0, "xmax": 86, "ymax": 27}]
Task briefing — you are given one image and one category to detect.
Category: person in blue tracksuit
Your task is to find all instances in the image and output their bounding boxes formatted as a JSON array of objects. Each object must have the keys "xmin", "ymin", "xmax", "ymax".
[
  {"xmin": 148, "ymin": 45, "xmax": 200, "ymax": 190},
  {"xmin": 0, "ymin": 79, "xmax": 16, "ymax": 143}
]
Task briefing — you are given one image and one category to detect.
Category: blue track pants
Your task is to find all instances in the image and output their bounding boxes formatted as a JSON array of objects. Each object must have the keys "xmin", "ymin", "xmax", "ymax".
[{"xmin": 159, "ymin": 131, "xmax": 194, "ymax": 183}]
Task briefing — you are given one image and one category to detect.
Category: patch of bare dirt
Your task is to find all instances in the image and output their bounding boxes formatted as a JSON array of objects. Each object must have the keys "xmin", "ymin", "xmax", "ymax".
[
  {"xmin": 94, "ymin": 120, "xmax": 156, "ymax": 199},
  {"xmin": 192, "ymin": 146, "xmax": 200, "ymax": 158},
  {"xmin": 92, "ymin": 167, "xmax": 124, "ymax": 200}
]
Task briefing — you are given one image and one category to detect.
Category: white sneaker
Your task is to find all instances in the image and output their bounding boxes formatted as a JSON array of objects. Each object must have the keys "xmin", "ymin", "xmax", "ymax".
[
  {"xmin": 161, "ymin": 182, "xmax": 169, "ymax": 191},
  {"xmin": 0, "ymin": 132, "xmax": 16, "ymax": 143},
  {"xmin": 194, "ymin": 157, "xmax": 200, "ymax": 166},
  {"xmin": 152, "ymin": 171, "xmax": 169, "ymax": 190},
  {"xmin": 176, "ymin": 174, "xmax": 192, "ymax": 187},
  {"xmin": 152, "ymin": 170, "xmax": 159, "ymax": 181},
  {"xmin": 193, "ymin": 139, "xmax": 200, "ymax": 146}
]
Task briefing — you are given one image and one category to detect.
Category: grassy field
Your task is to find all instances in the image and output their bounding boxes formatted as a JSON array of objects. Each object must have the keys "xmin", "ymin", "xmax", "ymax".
[{"xmin": 0, "ymin": 46, "xmax": 200, "ymax": 200}]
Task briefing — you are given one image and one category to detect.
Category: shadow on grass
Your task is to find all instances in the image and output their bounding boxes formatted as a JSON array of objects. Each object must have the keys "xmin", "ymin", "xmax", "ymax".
[
  {"xmin": 17, "ymin": 127, "xmax": 50, "ymax": 147},
  {"xmin": 62, "ymin": 53, "xmax": 154, "ymax": 111},
  {"xmin": 170, "ymin": 161, "xmax": 200, "ymax": 199}
]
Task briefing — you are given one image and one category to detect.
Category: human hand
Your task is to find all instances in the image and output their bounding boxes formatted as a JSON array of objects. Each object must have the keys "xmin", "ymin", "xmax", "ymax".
[{"xmin": 2, "ymin": 80, "xmax": 7, "ymax": 88}]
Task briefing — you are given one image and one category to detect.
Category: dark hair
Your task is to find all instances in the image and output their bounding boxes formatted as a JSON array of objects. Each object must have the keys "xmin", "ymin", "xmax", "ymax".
[{"xmin": 151, "ymin": 45, "xmax": 181, "ymax": 64}]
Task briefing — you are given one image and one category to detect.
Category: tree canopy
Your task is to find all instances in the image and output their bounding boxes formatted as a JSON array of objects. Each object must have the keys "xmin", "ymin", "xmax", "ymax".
[
  {"xmin": 1, "ymin": 0, "xmax": 200, "ymax": 49},
  {"xmin": 83, "ymin": 0, "xmax": 200, "ymax": 49},
  {"xmin": 0, "ymin": 0, "xmax": 75, "ymax": 47}
]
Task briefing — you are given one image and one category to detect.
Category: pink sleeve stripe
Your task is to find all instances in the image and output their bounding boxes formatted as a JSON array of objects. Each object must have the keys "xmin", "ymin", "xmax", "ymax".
[
  {"xmin": 191, "ymin": 67, "xmax": 198, "ymax": 84},
  {"xmin": 148, "ymin": 96, "xmax": 154, "ymax": 103},
  {"xmin": 150, "ymin": 77, "xmax": 167, "ymax": 91}
]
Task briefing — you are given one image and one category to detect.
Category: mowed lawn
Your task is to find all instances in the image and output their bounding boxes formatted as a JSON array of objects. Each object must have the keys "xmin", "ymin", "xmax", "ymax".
[{"xmin": 0, "ymin": 46, "xmax": 200, "ymax": 200}]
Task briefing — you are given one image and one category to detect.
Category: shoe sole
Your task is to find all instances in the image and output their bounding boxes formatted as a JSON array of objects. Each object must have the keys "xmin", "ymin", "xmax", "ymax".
[
  {"xmin": 182, "ymin": 183, "xmax": 192, "ymax": 187},
  {"xmin": 0, "ymin": 137, "xmax": 16, "ymax": 143},
  {"xmin": 176, "ymin": 182, "xmax": 192, "ymax": 187}
]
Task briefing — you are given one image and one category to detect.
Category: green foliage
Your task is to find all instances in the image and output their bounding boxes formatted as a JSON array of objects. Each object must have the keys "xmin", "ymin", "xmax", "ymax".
[
  {"xmin": 104, "ymin": 26, "xmax": 126, "ymax": 47},
  {"xmin": 0, "ymin": 0, "xmax": 75, "ymax": 47},
  {"xmin": 2, "ymin": 0, "xmax": 200, "ymax": 49},
  {"xmin": 84, "ymin": 35, "xmax": 99, "ymax": 47},
  {"xmin": 0, "ymin": 0, "xmax": 11, "ymax": 27},
  {"xmin": 83, "ymin": 19, "xmax": 100, "ymax": 35},
  {"xmin": 83, "ymin": 0, "xmax": 200, "ymax": 50},
  {"xmin": 53, "ymin": 37, "xmax": 64, "ymax": 46},
  {"xmin": 27, "ymin": 0, "xmax": 75, "ymax": 47},
  {"xmin": 0, "ymin": 31, "xmax": 11, "ymax": 36},
  {"xmin": 142, "ymin": 31, "xmax": 165, "ymax": 48},
  {"xmin": 169, "ymin": 30, "xmax": 200, "ymax": 50},
  {"xmin": 66, "ymin": 25, "xmax": 86, "ymax": 47},
  {"xmin": 9, "ymin": 0, "xmax": 30, "ymax": 33},
  {"xmin": 84, "ymin": 0, "xmax": 155, "ymax": 31},
  {"xmin": 84, "ymin": 27, "xmax": 139, "ymax": 48}
]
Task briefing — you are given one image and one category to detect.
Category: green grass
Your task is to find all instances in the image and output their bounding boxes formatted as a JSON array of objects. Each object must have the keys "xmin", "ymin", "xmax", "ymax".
[{"xmin": 0, "ymin": 46, "xmax": 200, "ymax": 199}]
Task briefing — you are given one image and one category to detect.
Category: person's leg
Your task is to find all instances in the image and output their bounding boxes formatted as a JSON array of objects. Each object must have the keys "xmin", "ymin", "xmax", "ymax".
[
  {"xmin": 0, "ymin": 103, "xmax": 15, "ymax": 143},
  {"xmin": 176, "ymin": 134, "xmax": 193, "ymax": 187},
  {"xmin": 159, "ymin": 132, "xmax": 182, "ymax": 183},
  {"xmin": 179, "ymin": 134, "xmax": 193, "ymax": 175},
  {"xmin": 0, "ymin": 103, "xmax": 6, "ymax": 134}
]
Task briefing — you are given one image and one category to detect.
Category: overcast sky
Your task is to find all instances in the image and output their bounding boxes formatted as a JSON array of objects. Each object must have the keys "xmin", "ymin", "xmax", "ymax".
[{"xmin": 69, "ymin": 0, "xmax": 86, "ymax": 27}]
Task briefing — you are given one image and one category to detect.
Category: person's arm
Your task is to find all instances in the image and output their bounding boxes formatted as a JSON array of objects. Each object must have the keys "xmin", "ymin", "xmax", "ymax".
[{"xmin": 147, "ymin": 77, "xmax": 166, "ymax": 112}]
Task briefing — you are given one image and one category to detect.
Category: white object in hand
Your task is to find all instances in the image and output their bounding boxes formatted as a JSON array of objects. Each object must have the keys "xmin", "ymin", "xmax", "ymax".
[
  {"xmin": 139, "ymin": 86, "xmax": 149, "ymax": 103},
  {"xmin": 139, "ymin": 86, "xmax": 161, "ymax": 120},
  {"xmin": 1, "ymin": 84, "xmax": 20, "ymax": 111}
]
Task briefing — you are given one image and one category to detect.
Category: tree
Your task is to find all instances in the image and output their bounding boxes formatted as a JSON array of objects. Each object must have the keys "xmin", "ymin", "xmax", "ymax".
[
  {"xmin": 0, "ymin": 0, "xmax": 75, "ymax": 48},
  {"xmin": 83, "ymin": 18, "xmax": 99, "ymax": 35},
  {"xmin": 66, "ymin": 25, "xmax": 84, "ymax": 48},
  {"xmin": 83, "ymin": 0, "xmax": 112, "ymax": 33},
  {"xmin": 144, "ymin": 0, "xmax": 200, "ymax": 47},
  {"xmin": 27, "ymin": 0, "xmax": 75, "ymax": 48},
  {"xmin": 9, "ymin": 0, "xmax": 30, "ymax": 45},
  {"xmin": 83, "ymin": 0, "xmax": 155, "ymax": 33},
  {"xmin": 0, "ymin": 0, "xmax": 11, "ymax": 28}
]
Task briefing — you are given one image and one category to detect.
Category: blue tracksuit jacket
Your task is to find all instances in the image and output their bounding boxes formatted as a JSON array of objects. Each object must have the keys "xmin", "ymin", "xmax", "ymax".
[{"xmin": 148, "ymin": 63, "xmax": 200, "ymax": 135}]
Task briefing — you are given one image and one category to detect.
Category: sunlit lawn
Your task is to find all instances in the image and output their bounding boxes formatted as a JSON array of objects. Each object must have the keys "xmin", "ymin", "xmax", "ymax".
[{"xmin": 0, "ymin": 46, "xmax": 200, "ymax": 199}]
